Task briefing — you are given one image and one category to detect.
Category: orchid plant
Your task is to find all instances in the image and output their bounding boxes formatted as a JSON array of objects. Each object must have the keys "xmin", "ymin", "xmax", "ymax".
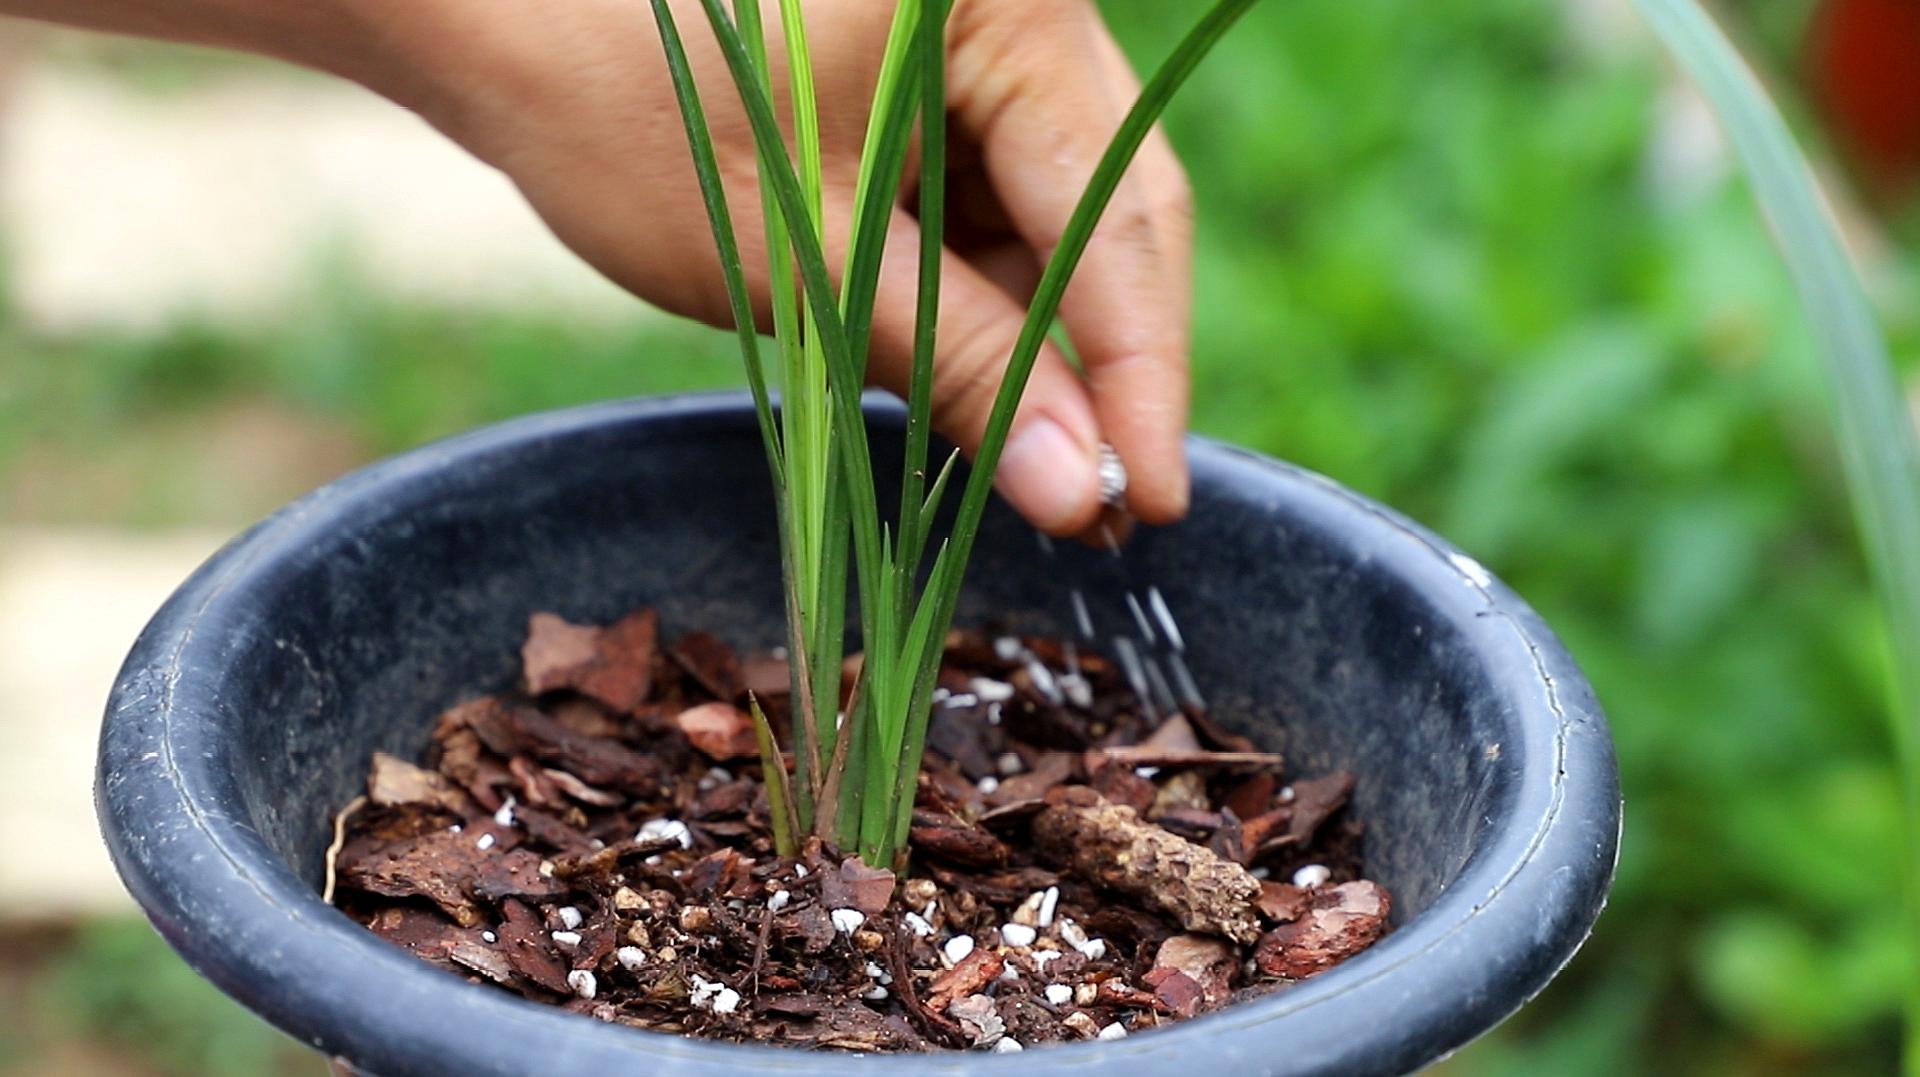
[{"xmin": 646, "ymin": 0, "xmax": 1257, "ymax": 868}]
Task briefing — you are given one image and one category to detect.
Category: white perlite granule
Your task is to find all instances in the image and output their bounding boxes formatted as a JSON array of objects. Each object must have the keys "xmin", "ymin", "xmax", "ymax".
[
  {"xmin": 941, "ymin": 934, "xmax": 976, "ymax": 966},
  {"xmin": 1000, "ymin": 923, "xmax": 1037, "ymax": 948}
]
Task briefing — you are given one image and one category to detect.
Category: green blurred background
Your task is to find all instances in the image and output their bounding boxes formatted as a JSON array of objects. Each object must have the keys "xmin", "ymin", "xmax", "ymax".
[{"xmin": 1, "ymin": 0, "xmax": 1916, "ymax": 1073}]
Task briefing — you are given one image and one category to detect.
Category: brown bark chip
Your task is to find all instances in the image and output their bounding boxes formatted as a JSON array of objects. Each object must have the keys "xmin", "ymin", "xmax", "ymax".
[
  {"xmin": 335, "ymin": 623, "xmax": 1394, "ymax": 1053},
  {"xmin": 1284, "ymin": 772, "xmax": 1355, "ymax": 845},
  {"xmin": 908, "ymin": 812, "xmax": 1010, "ymax": 868},
  {"xmin": 927, "ymin": 949, "xmax": 1005, "ymax": 1013},
  {"xmin": 367, "ymin": 752, "xmax": 468, "ymax": 813},
  {"xmin": 522, "ymin": 609, "xmax": 657, "ymax": 712},
  {"xmin": 1152, "ymin": 934, "xmax": 1237, "ymax": 1010},
  {"xmin": 505, "ymin": 708, "xmax": 662, "ymax": 793},
  {"xmin": 1257, "ymin": 881, "xmax": 1310, "ymax": 923},
  {"xmin": 338, "ymin": 828, "xmax": 492, "ymax": 926},
  {"xmin": 674, "ymin": 702, "xmax": 760, "ymax": 761},
  {"xmin": 1254, "ymin": 881, "xmax": 1391, "ymax": 979},
  {"xmin": 820, "ymin": 857, "xmax": 897, "ymax": 915},
  {"xmin": 669, "ymin": 632, "xmax": 745, "ymax": 700},
  {"xmin": 1033, "ymin": 790, "xmax": 1263, "ymax": 943}
]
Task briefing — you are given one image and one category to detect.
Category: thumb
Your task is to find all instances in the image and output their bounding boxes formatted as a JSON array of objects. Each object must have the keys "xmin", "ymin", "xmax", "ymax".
[{"xmin": 863, "ymin": 210, "xmax": 1106, "ymax": 535}]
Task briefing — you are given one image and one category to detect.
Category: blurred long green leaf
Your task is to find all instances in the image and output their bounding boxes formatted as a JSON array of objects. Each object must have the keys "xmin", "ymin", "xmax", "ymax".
[{"xmin": 1634, "ymin": 2, "xmax": 1920, "ymax": 1071}]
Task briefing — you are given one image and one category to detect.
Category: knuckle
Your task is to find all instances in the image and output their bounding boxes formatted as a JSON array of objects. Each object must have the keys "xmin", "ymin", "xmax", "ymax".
[{"xmin": 929, "ymin": 320, "xmax": 1014, "ymax": 435}]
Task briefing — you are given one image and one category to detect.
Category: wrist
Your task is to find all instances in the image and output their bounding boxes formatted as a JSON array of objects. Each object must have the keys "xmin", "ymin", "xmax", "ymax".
[{"xmin": 317, "ymin": 0, "xmax": 568, "ymax": 169}]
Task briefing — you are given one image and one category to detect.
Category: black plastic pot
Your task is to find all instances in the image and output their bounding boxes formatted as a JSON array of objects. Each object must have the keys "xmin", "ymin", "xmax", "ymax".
[{"xmin": 98, "ymin": 393, "xmax": 1619, "ymax": 1076}]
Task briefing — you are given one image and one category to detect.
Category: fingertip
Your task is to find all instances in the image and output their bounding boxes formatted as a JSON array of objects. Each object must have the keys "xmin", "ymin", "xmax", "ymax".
[{"xmin": 994, "ymin": 413, "xmax": 1103, "ymax": 536}]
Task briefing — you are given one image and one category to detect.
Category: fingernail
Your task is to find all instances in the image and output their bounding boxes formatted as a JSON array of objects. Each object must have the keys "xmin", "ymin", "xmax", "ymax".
[{"xmin": 995, "ymin": 418, "xmax": 1097, "ymax": 533}]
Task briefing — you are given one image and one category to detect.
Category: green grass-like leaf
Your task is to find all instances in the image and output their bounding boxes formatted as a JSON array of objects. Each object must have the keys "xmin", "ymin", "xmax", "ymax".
[
  {"xmin": 655, "ymin": 0, "xmax": 1262, "ymax": 867},
  {"xmin": 1633, "ymin": 3, "xmax": 1920, "ymax": 1071}
]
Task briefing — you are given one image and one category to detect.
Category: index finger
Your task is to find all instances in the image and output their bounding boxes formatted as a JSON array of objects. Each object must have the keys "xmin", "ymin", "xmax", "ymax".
[{"xmin": 947, "ymin": 2, "xmax": 1193, "ymax": 524}]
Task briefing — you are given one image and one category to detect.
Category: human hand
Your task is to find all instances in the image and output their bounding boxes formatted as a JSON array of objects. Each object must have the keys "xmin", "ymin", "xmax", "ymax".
[{"xmin": 366, "ymin": 0, "xmax": 1195, "ymax": 535}]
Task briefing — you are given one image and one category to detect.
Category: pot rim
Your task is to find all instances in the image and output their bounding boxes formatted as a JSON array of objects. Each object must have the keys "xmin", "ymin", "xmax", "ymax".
[{"xmin": 97, "ymin": 391, "xmax": 1620, "ymax": 1076}]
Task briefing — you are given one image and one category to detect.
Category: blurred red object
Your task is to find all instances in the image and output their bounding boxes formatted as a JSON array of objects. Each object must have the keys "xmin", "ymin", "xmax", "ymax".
[{"xmin": 1807, "ymin": 0, "xmax": 1920, "ymax": 202}]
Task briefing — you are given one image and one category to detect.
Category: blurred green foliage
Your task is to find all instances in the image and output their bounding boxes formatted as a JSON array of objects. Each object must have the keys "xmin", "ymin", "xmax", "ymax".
[
  {"xmin": 25, "ymin": 921, "xmax": 316, "ymax": 1076},
  {"xmin": 2, "ymin": 0, "xmax": 1916, "ymax": 1073}
]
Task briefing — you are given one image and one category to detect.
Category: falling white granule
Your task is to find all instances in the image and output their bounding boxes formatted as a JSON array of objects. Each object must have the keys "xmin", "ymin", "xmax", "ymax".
[
  {"xmin": 556, "ymin": 906, "xmax": 584, "ymax": 930},
  {"xmin": 567, "ymin": 970, "xmax": 597, "ymax": 1000},
  {"xmin": 830, "ymin": 908, "xmax": 866, "ymax": 934},
  {"xmin": 550, "ymin": 930, "xmax": 581, "ymax": 949},
  {"xmin": 475, "ymin": 833, "xmax": 496, "ymax": 851},
  {"xmin": 1096, "ymin": 1022, "xmax": 1127, "ymax": 1041},
  {"xmin": 992, "ymin": 1038, "xmax": 1025, "ymax": 1053},
  {"xmin": 1000, "ymin": 923, "xmax": 1037, "ymax": 948},
  {"xmin": 493, "ymin": 795, "xmax": 517, "ymax": 828},
  {"xmin": 767, "ymin": 889, "xmax": 791, "ymax": 912},
  {"xmin": 904, "ymin": 912, "xmax": 935, "ymax": 938},
  {"xmin": 1043, "ymin": 983, "xmax": 1073, "ymax": 1006},
  {"xmin": 616, "ymin": 946, "xmax": 646, "ymax": 971}
]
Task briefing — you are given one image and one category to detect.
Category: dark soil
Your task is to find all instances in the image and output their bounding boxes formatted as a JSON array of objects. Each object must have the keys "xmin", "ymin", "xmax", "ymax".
[{"xmin": 329, "ymin": 610, "xmax": 1392, "ymax": 1053}]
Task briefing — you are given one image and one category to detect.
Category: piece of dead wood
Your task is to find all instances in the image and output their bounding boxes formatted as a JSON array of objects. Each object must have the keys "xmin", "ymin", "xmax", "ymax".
[
  {"xmin": 1254, "ymin": 880, "xmax": 1391, "ymax": 979},
  {"xmin": 908, "ymin": 811, "xmax": 1010, "ymax": 869},
  {"xmin": 549, "ymin": 835, "xmax": 681, "ymax": 881},
  {"xmin": 1092, "ymin": 747, "xmax": 1287, "ymax": 770},
  {"xmin": 522, "ymin": 609, "xmax": 657, "ymax": 712},
  {"xmin": 1033, "ymin": 788, "xmax": 1262, "ymax": 943},
  {"xmin": 887, "ymin": 920, "xmax": 965, "ymax": 1048},
  {"xmin": 321, "ymin": 795, "xmax": 367, "ymax": 905}
]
